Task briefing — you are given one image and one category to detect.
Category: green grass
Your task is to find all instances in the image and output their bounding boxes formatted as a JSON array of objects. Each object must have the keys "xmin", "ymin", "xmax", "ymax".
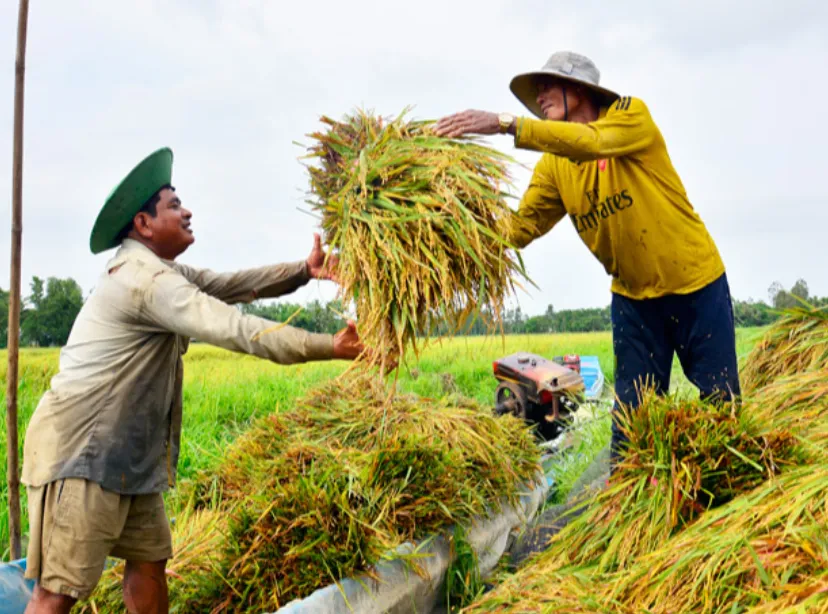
[{"xmin": 0, "ymin": 328, "xmax": 765, "ymax": 562}]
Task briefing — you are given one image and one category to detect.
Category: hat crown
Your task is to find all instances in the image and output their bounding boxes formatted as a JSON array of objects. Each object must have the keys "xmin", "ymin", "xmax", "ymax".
[
  {"xmin": 509, "ymin": 50, "xmax": 618, "ymax": 119},
  {"xmin": 89, "ymin": 147, "xmax": 174, "ymax": 254},
  {"xmin": 541, "ymin": 51, "xmax": 602, "ymax": 87}
]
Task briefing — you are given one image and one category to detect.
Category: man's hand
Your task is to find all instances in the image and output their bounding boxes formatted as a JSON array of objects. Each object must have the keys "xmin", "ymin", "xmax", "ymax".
[
  {"xmin": 332, "ymin": 320, "xmax": 364, "ymax": 360},
  {"xmin": 306, "ymin": 233, "xmax": 339, "ymax": 282},
  {"xmin": 434, "ymin": 110, "xmax": 501, "ymax": 138},
  {"xmin": 331, "ymin": 321, "xmax": 400, "ymax": 371}
]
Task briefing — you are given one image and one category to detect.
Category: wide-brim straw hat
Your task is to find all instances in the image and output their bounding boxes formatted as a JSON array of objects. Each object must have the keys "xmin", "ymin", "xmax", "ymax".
[
  {"xmin": 89, "ymin": 147, "xmax": 173, "ymax": 254},
  {"xmin": 510, "ymin": 51, "xmax": 620, "ymax": 119}
]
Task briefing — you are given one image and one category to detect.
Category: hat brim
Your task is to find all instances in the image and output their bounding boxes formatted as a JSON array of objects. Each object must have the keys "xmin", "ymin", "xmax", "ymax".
[
  {"xmin": 509, "ymin": 71, "xmax": 620, "ymax": 119},
  {"xmin": 90, "ymin": 147, "xmax": 174, "ymax": 254}
]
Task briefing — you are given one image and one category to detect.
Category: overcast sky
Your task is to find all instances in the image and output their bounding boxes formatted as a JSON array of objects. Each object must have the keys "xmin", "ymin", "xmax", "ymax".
[{"xmin": 0, "ymin": 0, "xmax": 826, "ymax": 316}]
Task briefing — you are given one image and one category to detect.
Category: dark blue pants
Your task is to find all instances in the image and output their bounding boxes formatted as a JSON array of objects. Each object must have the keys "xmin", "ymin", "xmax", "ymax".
[{"xmin": 610, "ymin": 273, "xmax": 741, "ymax": 465}]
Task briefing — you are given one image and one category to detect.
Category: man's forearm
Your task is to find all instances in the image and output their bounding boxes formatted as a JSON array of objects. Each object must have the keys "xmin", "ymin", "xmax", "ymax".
[
  {"xmin": 143, "ymin": 270, "xmax": 334, "ymax": 364},
  {"xmin": 511, "ymin": 117, "xmax": 602, "ymax": 159},
  {"xmin": 511, "ymin": 109, "xmax": 654, "ymax": 160},
  {"xmin": 173, "ymin": 260, "xmax": 311, "ymax": 304}
]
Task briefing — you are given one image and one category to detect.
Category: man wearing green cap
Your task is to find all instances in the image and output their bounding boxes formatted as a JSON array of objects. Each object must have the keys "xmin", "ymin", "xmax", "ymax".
[
  {"xmin": 21, "ymin": 147, "xmax": 364, "ymax": 613},
  {"xmin": 435, "ymin": 51, "xmax": 741, "ymax": 469}
]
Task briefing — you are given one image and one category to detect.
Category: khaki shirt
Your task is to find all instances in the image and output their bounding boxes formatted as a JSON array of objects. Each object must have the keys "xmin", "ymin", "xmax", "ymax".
[{"xmin": 22, "ymin": 239, "xmax": 335, "ymax": 494}]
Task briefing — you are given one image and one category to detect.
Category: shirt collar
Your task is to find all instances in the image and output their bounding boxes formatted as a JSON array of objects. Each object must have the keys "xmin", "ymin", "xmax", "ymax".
[
  {"xmin": 121, "ymin": 238, "xmax": 161, "ymax": 257},
  {"xmin": 105, "ymin": 238, "xmax": 164, "ymax": 271}
]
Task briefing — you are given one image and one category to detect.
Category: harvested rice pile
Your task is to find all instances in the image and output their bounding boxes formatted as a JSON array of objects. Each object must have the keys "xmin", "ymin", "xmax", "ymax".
[
  {"xmin": 741, "ymin": 304, "xmax": 828, "ymax": 392},
  {"xmin": 303, "ymin": 108, "xmax": 531, "ymax": 369},
  {"xmin": 463, "ymin": 305, "xmax": 828, "ymax": 614},
  {"xmin": 464, "ymin": 465, "xmax": 828, "ymax": 614},
  {"xmin": 79, "ymin": 371, "xmax": 541, "ymax": 613}
]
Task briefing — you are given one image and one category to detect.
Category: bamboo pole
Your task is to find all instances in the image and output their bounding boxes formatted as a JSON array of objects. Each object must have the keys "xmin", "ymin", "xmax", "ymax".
[{"xmin": 6, "ymin": 0, "xmax": 30, "ymax": 561}]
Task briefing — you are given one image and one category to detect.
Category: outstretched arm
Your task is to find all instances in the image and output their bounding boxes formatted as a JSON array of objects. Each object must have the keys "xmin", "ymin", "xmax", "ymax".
[
  {"xmin": 169, "ymin": 233, "xmax": 339, "ymax": 304},
  {"xmin": 140, "ymin": 268, "xmax": 365, "ymax": 363},
  {"xmin": 512, "ymin": 97, "xmax": 656, "ymax": 161},
  {"xmin": 434, "ymin": 97, "xmax": 656, "ymax": 161}
]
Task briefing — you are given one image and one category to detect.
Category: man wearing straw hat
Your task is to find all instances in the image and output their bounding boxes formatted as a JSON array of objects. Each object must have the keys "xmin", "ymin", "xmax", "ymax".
[
  {"xmin": 435, "ymin": 51, "xmax": 741, "ymax": 469},
  {"xmin": 21, "ymin": 147, "xmax": 364, "ymax": 613}
]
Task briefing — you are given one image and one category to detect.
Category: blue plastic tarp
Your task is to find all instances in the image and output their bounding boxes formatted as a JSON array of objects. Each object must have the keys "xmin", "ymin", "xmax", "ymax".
[
  {"xmin": 579, "ymin": 355, "xmax": 606, "ymax": 400},
  {"xmin": 0, "ymin": 558, "xmax": 34, "ymax": 614}
]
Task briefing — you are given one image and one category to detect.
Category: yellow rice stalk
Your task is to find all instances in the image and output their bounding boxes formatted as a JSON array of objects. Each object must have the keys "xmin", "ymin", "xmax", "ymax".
[
  {"xmin": 606, "ymin": 463, "xmax": 828, "ymax": 613},
  {"xmin": 463, "ymin": 464, "xmax": 828, "ymax": 614},
  {"xmin": 464, "ymin": 305, "xmax": 828, "ymax": 614},
  {"xmin": 743, "ymin": 573, "xmax": 828, "ymax": 613},
  {"xmin": 748, "ymin": 368, "xmax": 828, "ymax": 457},
  {"xmin": 741, "ymin": 304, "xmax": 828, "ymax": 392}
]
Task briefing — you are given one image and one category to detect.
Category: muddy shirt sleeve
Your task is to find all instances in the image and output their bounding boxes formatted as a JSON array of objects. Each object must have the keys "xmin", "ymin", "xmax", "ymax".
[
  {"xmin": 141, "ymin": 269, "xmax": 334, "ymax": 364},
  {"xmin": 507, "ymin": 156, "xmax": 567, "ymax": 249},
  {"xmin": 514, "ymin": 97, "xmax": 657, "ymax": 161},
  {"xmin": 169, "ymin": 260, "xmax": 311, "ymax": 304}
]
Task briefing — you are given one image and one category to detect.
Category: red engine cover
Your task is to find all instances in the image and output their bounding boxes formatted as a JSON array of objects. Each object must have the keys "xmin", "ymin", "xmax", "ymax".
[{"xmin": 493, "ymin": 352, "xmax": 584, "ymax": 401}]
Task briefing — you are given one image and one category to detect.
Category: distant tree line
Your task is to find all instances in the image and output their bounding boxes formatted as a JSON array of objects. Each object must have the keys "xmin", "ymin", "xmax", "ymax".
[
  {"xmin": 0, "ymin": 276, "xmax": 825, "ymax": 348},
  {"xmin": 487, "ymin": 278, "xmax": 825, "ymax": 335},
  {"xmin": 238, "ymin": 300, "xmax": 348, "ymax": 334},
  {"xmin": 0, "ymin": 276, "xmax": 84, "ymax": 348}
]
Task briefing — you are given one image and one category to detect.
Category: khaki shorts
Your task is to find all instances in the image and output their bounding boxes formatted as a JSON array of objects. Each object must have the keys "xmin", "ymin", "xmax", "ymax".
[{"xmin": 24, "ymin": 478, "xmax": 173, "ymax": 599}]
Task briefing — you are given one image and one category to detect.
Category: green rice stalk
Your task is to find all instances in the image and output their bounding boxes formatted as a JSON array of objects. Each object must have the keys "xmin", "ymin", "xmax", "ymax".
[
  {"xmin": 443, "ymin": 524, "xmax": 486, "ymax": 610},
  {"xmin": 302, "ymin": 108, "xmax": 532, "ymax": 370}
]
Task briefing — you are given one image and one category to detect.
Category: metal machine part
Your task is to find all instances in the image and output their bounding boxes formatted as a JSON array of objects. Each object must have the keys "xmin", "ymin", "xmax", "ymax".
[{"xmin": 493, "ymin": 352, "xmax": 585, "ymax": 441}]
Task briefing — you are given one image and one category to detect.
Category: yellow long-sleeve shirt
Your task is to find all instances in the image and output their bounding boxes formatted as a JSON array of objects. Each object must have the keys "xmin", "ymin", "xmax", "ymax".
[{"xmin": 508, "ymin": 96, "xmax": 725, "ymax": 300}]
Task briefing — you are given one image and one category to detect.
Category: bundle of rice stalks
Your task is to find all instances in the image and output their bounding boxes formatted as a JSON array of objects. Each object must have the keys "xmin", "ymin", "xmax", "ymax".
[
  {"xmin": 522, "ymin": 392, "xmax": 806, "ymax": 575},
  {"xmin": 457, "ymin": 401, "xmax": 807, "ymax": 608},
  {"xmin": 741, "ymin": 304, "xmax": 828, "ymax": 392},
  {"xmin": 302, "ymin": 108, "xmax": 531, "ymax": 369},
  {"xmin": 463, "ymin": 464, "xmax": 828, "ymax": 614},
  {"xmin": 172, "ymin": 370, "xmax": 541, "ymax": 611}
]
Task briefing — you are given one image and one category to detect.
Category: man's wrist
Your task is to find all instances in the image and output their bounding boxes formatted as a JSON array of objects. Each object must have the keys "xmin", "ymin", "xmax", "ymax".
[{"xmin": 497, "ymin": 112, "xmax": 516, "ymax": 135}]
